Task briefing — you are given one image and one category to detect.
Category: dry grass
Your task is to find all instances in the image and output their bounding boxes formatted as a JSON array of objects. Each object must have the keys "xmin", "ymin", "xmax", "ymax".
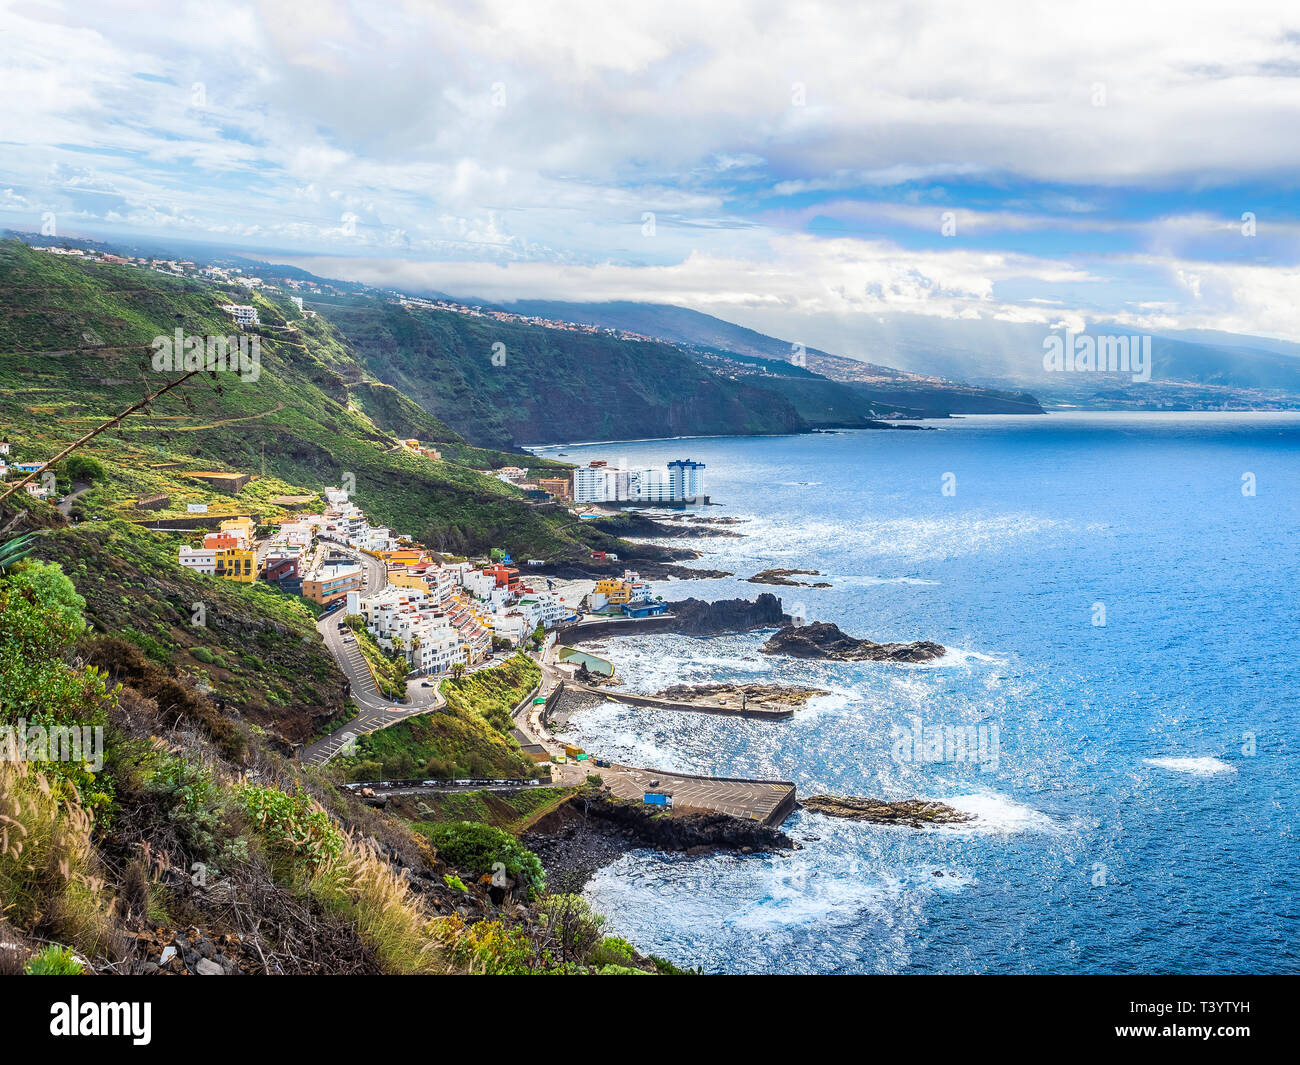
[
  {"xmin": 0, "ymin": 761, "xmax": 118, "ymax": 957},
  {"xmin": 316, "ymin": 835, "xmax": 449, "ymax": 975}
]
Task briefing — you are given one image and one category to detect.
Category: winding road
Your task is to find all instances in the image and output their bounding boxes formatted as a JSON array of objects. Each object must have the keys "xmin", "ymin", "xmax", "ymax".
[{"xmin": 300, "ymin": 545, "xmax": 445, "ymax": 767}]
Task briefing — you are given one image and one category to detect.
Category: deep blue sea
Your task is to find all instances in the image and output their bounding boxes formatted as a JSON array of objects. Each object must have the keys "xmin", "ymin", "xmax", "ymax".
[{"xmin": 532, "ymin": 412, "xmax": 1298, "ymax": 975}]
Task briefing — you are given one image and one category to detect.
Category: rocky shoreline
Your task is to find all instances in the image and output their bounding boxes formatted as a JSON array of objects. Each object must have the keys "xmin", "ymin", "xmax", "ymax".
[
  {"xmin": 523, "ymin": 792, "xmax": 795, "ymax": 893},
  {"xmin": 589, "ymin": 510, "xmax": 744, "ymax": 539},
  {"xmin": 763, "ymin": 621, "xmax": 946, "ymax": 662},
  {"xmin": 800, "ymin": 795, "xmax": 972, "ymax": 827},
  {"xmin": 537, "ymin": 558, "xmax": 733, "ymax": 580}
]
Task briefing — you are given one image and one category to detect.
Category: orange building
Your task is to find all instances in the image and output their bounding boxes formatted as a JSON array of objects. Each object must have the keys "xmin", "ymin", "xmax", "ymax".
[{"xmin": 538, "ymin": 476, "xmax": 571, "ymax": 500}]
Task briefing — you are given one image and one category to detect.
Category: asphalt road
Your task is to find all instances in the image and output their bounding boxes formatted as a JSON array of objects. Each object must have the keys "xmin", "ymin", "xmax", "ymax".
[{"xmin": 300, "ymin": 546, "xmax": 443, "ymax": 766}]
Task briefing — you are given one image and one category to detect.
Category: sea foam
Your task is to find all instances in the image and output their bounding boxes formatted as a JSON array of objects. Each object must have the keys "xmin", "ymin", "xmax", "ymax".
[{"xmin": 1143, "ymin": 756, "xmax": 1236, "ymax": 776}]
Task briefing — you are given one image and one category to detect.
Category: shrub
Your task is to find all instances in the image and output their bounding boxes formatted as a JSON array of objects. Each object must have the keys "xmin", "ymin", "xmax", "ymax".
[
  {"xmin": 24, "ymin": 944, "xmax": 85, "ymax": 975},
  {"xmin": 0, "ymin": 561, "xmax": 115, "ymax": 808},
  {"xmin": 541, "ymin": 894, "xmax": 605, "ymax": 965},
  {"xmin": 592, "ymin": 935, "xmax": 635, "ymax": 968},
  {"xmin": 440, "ymin": 915, "xmax": 548, "ymax": 975},
  {"xmin": 241, "ymin": 784, "xmax": 344, "ymax": 878},
  {"xmin": 63, "ymin": 455, "xmax": 106, "ymax": 485},
  {"xmin": 422, "ymin": 820, "xmax": 545, "ymax": 898},
  {"xmin": 315, "ymin": 836, "xmax": 445, "ymax": 975}
]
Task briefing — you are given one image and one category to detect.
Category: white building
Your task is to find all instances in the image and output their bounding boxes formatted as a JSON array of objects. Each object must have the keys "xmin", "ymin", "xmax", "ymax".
[
  {"xmin": 220, "ymin": 303, "xmax": 260, "ymax": 328},
  {"xmin": 632, "ymin": 467, "xmax": 671, "ymax": 502},
  {"xmin": 347, "ymin": 587, "xmax": 463, "ymax": 675},
  {"xmin": 274, "ymin": 521, "xmax": 313, "ymax": 548},
  {"xmin": 517, "ymin": 592, "xmax": 569, "ymax": 629},
  {"xmin": 574, "ymin": 462, "xmax": 633, "ymax": 503},
  {"xmin": 486, "ymin": 611, "xmax": 529, "ymax": 647},
  {"xmin": 179, "ymin": 546, "xmax": 217, "ymax": 575},
  {"xmin": 667, "ymin": 459, "xmax": 705, "ymax": 501},
  {"xmin": 454, "ymin": 564, "xmax": 508, "ymax": 610},
  {"xmin": 576, "ymin": 458, "xmax": 706, "ymax": 503}
]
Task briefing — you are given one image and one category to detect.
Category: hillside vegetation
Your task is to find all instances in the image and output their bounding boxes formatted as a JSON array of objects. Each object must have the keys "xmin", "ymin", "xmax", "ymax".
[
  {"xmin": 337, "ymin": 654, "xmax": 543, "ymax": 781},
  {"xmin": 320, "ymin": 297, "xmax": 807, "ymax": 447},
  {"xmin": 0, "ymin": 241, "xmax": 608, "ymax": 561},
  {"xmin": 0, "ymin": 556, "xmax": 671, "ymax": 974}
]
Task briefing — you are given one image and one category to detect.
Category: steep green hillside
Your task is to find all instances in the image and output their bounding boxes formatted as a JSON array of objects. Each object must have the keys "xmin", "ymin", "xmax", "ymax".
[
  {"xmin": 0, "ymin": 241, "xmax": 610, "ymax": 560},
  {"xmin": 503, "ymin": 299, "xmax": 1045, "ymax": 415},
  {"xmin": 0, "ymin": 552, "xmax": 651, "ymax": 976},
  {"xmin": 319, "ymin": 297, "xmax": 807, "ymax": 447}
]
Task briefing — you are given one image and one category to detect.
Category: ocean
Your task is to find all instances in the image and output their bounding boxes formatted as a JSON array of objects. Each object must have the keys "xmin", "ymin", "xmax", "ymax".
[{"xmin": 532, "ymin": 412, "xmax": 1299, "ymax": 974}]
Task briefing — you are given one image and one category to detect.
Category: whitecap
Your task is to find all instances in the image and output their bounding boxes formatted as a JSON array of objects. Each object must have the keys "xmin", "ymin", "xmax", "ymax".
[
  {"xmin": 938, "ymin": 792, "xmax": 1059, "ymax": 835},
  {"xmin": 1143, "ymin": 756, "xmax": 1236, "ymax": 777},
  {"xmin": 911, "ymin": 646, "xmax": 1007, "ymax": 669}
]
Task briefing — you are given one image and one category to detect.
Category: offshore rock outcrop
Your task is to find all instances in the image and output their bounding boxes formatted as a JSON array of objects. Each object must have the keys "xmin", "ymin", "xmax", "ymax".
[
  {"xmin": 747, "ymin": 568, "xmax": 822, "ymax": 587},
  {"xmin": 662, "ymin": 593, "xmax": 791, "ymax": 635},
  {"xmin": 800, "ymin": 795, "xmax": 972, "ymax": 827},
  {"xmin": 762, "ymin": 621, "xmax": 945, "ymax": 662}
]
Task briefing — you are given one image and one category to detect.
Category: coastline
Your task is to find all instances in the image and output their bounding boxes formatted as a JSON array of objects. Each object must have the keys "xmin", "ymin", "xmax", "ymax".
[{"xmin": 523, "ymin": 790, "xmax": 796, "ymax": 894}]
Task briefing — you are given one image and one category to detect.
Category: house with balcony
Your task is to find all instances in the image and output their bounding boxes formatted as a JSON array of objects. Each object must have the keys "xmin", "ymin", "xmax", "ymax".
[
  {"xmin": 214, "ymin": 547, "xmax": 257, "ymax": 583},
  {"xmin": 303, "ymin": 561, "xmax": 362, "ymax": 604}
]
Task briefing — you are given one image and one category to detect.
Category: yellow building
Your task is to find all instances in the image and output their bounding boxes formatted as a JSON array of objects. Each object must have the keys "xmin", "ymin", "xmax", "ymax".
[
  {"xmin": 218, "ymin": 516, "xmax": 256, "ymax": 548},
  {"xmin": 214, "ymin": 547, "xmax": 257, "ymax": 583},
  {"xmin": 595, "ymin": 578, "xmax": 632, "ymax": 604},
  {"xmin": 375, "ymin": 548, "xmax": 424, "ymax": 565},
  {"xmin": 388, "ymin": 571, "xmax": 430, "ymax": 592}
]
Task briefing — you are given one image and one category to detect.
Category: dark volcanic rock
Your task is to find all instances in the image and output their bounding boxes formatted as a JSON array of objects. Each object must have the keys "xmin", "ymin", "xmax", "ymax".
[
  {"xmin": 524, "ymin": 793, "xmax": 793, "ymax": 892},
  {"xmin": 800, "ymin": 795, "xmax": 972, "ymax": 827},
  {"xmin": 762, "ymin": 621, "xmax": 944, "ymax": 662},
  {"xmin": 746, "ymin": 568, "xmax": 821, "ymax": 587},
  {"xmin": 663, "ymin": 593, "xmax": 790, "ymax": 635},
  {"xmin": 652, "ymin": 682, "xmax": 829, "ymax": 709}
]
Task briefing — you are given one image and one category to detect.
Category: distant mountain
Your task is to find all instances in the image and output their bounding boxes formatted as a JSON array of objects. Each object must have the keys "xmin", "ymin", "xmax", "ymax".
[
  {"xmin": 500, "ymin": 300, "xmax": 1044, "ymax": 416},
  {"xmin": 550, "ymin": 303, "xmax": 1300, "ymax": 411}
]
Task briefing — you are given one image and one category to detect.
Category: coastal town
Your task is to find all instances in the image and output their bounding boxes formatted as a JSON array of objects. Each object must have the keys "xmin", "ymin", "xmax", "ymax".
[{"xmin": 171, "ymin": 484, "xmax": 668, "ymax": 681}]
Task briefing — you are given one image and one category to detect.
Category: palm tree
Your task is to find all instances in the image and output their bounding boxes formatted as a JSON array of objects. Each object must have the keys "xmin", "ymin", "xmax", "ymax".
[{"xmin": 451, "ymin": 661, "xmax": 466, "ymax": 681}]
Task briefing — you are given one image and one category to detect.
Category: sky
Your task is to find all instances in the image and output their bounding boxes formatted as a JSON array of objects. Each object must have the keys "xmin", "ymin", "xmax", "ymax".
[{"xmin": 3, "ymin": 0, "xmax": 1300, "ymax": 352}]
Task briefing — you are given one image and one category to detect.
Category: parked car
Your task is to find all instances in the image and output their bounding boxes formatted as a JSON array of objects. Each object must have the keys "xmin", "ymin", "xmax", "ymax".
[{"xmin": 343, "ymin": 636, "xmax": 355, "ymax": 643}]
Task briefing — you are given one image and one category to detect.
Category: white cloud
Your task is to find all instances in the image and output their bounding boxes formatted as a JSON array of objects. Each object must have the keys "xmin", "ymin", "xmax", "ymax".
[{"xmin": 2, "ymin": 0, "xmax": 1299, "ymax": 342}]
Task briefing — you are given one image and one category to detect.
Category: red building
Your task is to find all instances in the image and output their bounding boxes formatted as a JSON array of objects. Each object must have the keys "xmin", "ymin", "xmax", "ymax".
[
  {"xmin": 483, "ymin": 563, "xmax": 523, "ymax": 594},
  {"xmin": 265, "ymin": 557, "xmax": 301, "ymax": 581}
]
